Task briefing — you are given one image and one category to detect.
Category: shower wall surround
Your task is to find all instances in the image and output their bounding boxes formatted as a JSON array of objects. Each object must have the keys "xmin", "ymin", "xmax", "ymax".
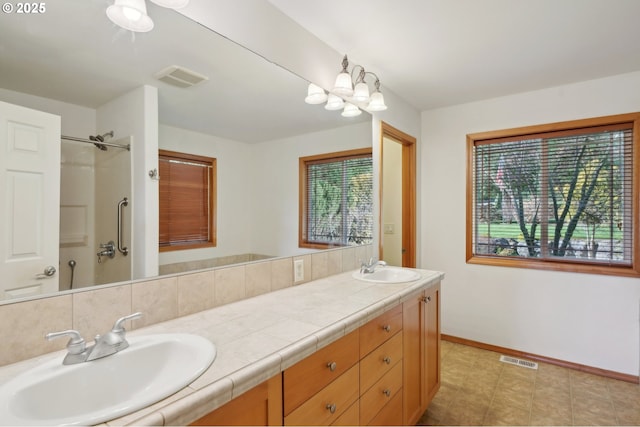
[{"xmin": 0, "ymin": 245, "xmax": 371, "ymax": 367}]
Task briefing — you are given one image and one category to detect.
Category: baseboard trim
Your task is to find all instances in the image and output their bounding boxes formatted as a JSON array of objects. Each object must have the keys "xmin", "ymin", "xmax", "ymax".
[{"xmin": 441, "ymin": 334, "xmax": 639, "ymax": 384}]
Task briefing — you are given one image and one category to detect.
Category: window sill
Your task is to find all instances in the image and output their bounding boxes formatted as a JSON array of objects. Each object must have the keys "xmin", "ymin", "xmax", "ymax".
[
  {"xmin": 159, "ymin": 241, "xmax": 216, "ymax": 252},
  {"xmin": 466, "ymin": 254, "xmax": 640, "ymax": 277}
]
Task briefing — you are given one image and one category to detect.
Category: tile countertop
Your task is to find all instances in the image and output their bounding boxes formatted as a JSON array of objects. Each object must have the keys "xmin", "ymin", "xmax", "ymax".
[{"xmin": 0, "ymin": 269, "xmax": 444, "ymax": 426}]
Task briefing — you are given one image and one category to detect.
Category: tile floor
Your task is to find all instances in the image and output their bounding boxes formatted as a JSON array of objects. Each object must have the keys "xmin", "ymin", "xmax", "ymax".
[{"xmin": 417, "ymin": 340, "xmax": 640, "ymax": 426}]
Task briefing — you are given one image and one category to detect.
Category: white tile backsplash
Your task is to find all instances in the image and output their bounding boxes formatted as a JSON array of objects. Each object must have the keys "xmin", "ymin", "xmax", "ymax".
[{"xmin": 0, "ymin": 245, "xmax": 371, "ymax": 366}]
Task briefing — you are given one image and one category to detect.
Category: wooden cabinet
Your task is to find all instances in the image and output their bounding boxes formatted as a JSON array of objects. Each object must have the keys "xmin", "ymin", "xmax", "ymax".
[
  {"xmin": 359, "ymin": 304, "xmax": 403, "ymax": 357},
  {"xmin": 191, "ymin": 281, "xmax": 440, "ymax": 427},
  {"xmin": 191, "ymin": 374, "xmax": 282, "ymax": 426},
  {"xmin": 284, "ymin": 364, "xmax": 359, "ymax": 426},
  {"xmin": 282, "ymin": 305, "xmax": 405, "ymax": 426},
  {"xmin": 283, "ymin": 329, "xmax": 359, "ymax": 416},
  {"xmin": 402, "ymin": 281, "xmax": 441, "ymax": 426},
  {"xmin": 360, "ymin": 362, "xmax": 403, "ymax": 425},
  {"xmin": 424, "ymin": 283, "xmax": 441, "ymax": 403}
]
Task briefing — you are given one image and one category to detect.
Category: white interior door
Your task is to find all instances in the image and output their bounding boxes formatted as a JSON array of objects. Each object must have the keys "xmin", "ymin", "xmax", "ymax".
[{"xmin": 0, "ymin": 101, "xmax": 61, "ymax": 299}]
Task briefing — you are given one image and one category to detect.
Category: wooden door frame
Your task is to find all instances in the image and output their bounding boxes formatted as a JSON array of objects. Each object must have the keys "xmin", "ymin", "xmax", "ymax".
[{"xmin": 379, "ymin": 121, "xmax": 417, "ymax": 267}]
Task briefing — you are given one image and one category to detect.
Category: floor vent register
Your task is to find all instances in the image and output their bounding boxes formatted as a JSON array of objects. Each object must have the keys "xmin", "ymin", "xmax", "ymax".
[{"xmin": 499, "ymin": 355, "xmax": 538, "ymax": 370}]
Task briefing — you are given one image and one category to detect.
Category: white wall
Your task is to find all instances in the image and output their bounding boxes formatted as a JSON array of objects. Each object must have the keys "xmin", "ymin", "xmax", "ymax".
[
  {"xmin": 178, "ymin": 0, "xmax": 422, "ymax": 261},
  {"xmin": 158, "ymin": 121, "xmax": 372, "ymax": 265},
  {"xmin": 422, "ymin": 71, "xmax": 640, "ymax": 376},
  {"xmin": 250, "ymin": 121, "xmax": 372, "ymax": 257},
  {"xmin": 97, "ymin": 85, "xmax": 159, "ymax": 280}
]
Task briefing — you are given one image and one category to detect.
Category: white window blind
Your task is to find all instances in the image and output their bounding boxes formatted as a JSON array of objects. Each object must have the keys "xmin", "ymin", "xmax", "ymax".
[
  {"xmin": 302, "ymin": 153, "xmax": 373, "ymax": 247},
  {"xmin": 472, "ymin": 123, "xmax": 634, "ymax": 266}
]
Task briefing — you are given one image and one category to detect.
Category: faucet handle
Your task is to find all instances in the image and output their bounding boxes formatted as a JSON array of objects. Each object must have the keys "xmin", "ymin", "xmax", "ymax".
[
  {"xmin": 45, "ymin": 329, "xmax": 86, "ymax": 355},
  {"xmin": 111, "ymin": 312, "xmax": 143, "ymax": 334}
]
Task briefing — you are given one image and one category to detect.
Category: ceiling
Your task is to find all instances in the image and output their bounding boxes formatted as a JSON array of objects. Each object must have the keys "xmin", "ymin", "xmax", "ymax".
[
  {"xmin": 268, "ymin": 0, "xmax": 640, "ymax": 111},
  {"xmin": 0, "ymin": 0, "xmax": 366, "ymax": 143}
]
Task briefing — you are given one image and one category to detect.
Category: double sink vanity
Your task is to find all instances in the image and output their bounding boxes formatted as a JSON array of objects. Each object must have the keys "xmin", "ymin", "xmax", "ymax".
[{"xmin": 0, "ymin": 267, "xmax": 443, "ymax": 426}]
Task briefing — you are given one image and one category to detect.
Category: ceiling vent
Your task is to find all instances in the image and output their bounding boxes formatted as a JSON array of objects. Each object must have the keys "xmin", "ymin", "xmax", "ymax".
[{"xmin": 154, "ymin": 65, "xmax": 208, "ymax": 88}]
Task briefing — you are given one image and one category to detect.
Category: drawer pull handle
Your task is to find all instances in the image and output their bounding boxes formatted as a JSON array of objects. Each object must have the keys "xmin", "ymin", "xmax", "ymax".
[
  {"xmin": 326, "ymin": 403, "xmax": 337, "ymax": 414},
  {"xmin": 382, "ymin": 325, "xmax": 391, "ymax": 333},
  {"xmin": 422, "ymin": 296, "xmax": 432, "ymax": 303},
  {"xmin": 327, "ymin": 361, "xmax": 337, "ymax": 372},
  {"xmin": 383, "ymin": 389, "xmax": 391, "ymax": 397},
  {"xmin": 383, "ymin": 356, "xmax": 392, "ymax": 365}
]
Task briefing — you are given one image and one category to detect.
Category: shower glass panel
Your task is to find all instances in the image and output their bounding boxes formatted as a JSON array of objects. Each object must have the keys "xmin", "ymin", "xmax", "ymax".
[{"xmin": 59, "ymin": 137, "xmax": 132, "ymax": 290}]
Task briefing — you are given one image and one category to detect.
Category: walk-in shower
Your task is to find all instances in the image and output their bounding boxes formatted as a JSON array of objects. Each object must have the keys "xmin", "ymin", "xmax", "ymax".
[{"xmin": 59, "ymin": 132, "xmax": 132, "ymax": 290}]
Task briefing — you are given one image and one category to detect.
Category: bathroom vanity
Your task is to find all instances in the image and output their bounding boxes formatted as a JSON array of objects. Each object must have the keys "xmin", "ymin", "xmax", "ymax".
[
  {"xmin": 0, "ymin": 269, "xmax": 442, "ymax": 426},
  {"xmin": 190, "ymin": 272, "xmax": 441, "ymax": 426}
]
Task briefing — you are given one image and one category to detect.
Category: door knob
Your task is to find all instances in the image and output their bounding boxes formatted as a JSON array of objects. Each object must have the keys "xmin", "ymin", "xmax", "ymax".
[{"xmin": 35, "ymin": 265, "xmax": 56, "ymax": 279}]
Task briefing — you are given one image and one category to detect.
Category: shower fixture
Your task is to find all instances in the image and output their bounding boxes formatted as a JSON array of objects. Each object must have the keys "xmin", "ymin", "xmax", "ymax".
[
  {"xmin": 61, "ymin": 131, "xmax": 130, "ymax": 151},
  {"xmin": 89, "ymin": 131, "xmax": 114, "ymax": 151},
  {"xmin": 68, "ymin": 260, "xmax": 76, "ymax": 289}
]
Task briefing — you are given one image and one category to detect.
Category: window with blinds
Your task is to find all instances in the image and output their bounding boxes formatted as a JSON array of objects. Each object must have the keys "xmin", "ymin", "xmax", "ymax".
[
  {"xmin": 467, "ymin": 113, "xmax": 640, "ymax": 276},
  {"xmin": 159, "ymin": 150, "xmax": 216, "ymax": 251},
  {"xmin": 299, "ymin": 148, "xmax": 373, "ymax": 249}
]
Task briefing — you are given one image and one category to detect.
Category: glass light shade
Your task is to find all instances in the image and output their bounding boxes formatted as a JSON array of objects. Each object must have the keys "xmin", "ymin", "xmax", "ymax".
[
  {"xmin": 149, "ymin": 0, "xmax": 190, "ymax": 9},
  {"xmin": 333, "ymin": 72, "xmax": 354, "ymax": 96},
  {"xmin": 304, "ymin": 83, "xmax": 328, "ymax": 105},
  {"xmin": 341, "ymin": 103, "xmax": 362, "ymax": 118},
  {"xmin": 106, "ymin": 0, "xmax": 154, "ymax": 32},
  {"xmin": 325, "ymin": 94, "xmax": 345, "ymax": 110},
  {"xmin": 352, "ymin": 81, "xmax": 370, "ymax": 103},
  {"xmin": 367, "ymin": 91, "xmax": 388, "ymax": 111}
]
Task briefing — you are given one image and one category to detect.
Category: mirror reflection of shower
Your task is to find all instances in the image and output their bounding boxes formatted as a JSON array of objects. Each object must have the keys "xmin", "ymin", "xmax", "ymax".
[
  {"xmin": 89, "ymin": 131, "xmax": 114, "ymax": 151},
  {"xmin": 59, "ymin": 132, "xmax": 132, "ymax": 290}
]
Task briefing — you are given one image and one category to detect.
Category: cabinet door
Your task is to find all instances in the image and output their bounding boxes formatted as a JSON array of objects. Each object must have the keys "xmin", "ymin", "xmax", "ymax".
[
  {"xmin": 284, "ymin": 329, "xmax": 359, "ymax": 416},
  {"xmin": 402, "ymin": 291, "xmax": 424, "ymax": 426},
  {"xmin": 284, "ymin": 364, "xmax": 359, "ymax": 426},
  {"xmin": 191, "ymin": 375, "xmax": 282, "ymax": 426},
  {"xmin": 424, "ymin": 283, "xmax": 441, "ymax": 404}
]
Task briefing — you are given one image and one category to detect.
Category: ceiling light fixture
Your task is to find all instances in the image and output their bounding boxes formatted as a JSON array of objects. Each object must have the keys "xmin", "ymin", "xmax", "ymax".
[
  {"xmin": 107, "ymin": 0, "xmax": 190, "ymax": 32},
  {"xmin": 106, "ymin": 0, "xmax": 154, "ymax": 32},
  {"xmin": 305, "ymin": 83, "xmax": 328, "ymax": 104},
  {"xmin": 341, "ymin": 102, "xmax": 362, "ymax": 118},
  {"xmin": 324, "ymin": 94, "xmax": 345, "ymax": 111},
  {"xmin": 304, "ymin": 54, "xmax": 387, "ymax": 116}
]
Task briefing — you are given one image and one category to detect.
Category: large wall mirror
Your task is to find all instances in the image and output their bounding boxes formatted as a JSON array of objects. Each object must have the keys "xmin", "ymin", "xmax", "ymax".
[{"xmin": 0, "ymin": 0, "xmax": 372, "ymax": 303}]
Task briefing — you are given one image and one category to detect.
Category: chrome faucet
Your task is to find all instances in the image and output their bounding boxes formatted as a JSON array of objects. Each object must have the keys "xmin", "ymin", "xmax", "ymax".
[
  {"xmin": 45, "ymin": 312, "xmax": 142, "ymax": 365},
  {"xmin": 97, "ymin": 241, "xmax": 116, "ymax": 264},
  {"xmin": 360, "ymin": 257, "xmax": 387, "ymax": 274}
]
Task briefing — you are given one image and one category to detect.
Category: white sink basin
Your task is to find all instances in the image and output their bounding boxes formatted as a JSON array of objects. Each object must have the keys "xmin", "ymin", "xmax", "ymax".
[
  {"xmin": 0, "ymin": 333, "xmax": 216, "ymax": 426},
  {"xmin": 352, "ymin": 267, "xmax": 421, "ymax": 283}
]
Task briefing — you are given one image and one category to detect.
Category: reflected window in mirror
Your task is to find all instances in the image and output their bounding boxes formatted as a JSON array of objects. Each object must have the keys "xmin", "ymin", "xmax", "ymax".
[
  {"xmin": 299, "ymin": 148, "xmax": 373, "ymax": 249},
  {"xmin": 159, "ymin": 150, "xmax": 217, "ymax": 251}
]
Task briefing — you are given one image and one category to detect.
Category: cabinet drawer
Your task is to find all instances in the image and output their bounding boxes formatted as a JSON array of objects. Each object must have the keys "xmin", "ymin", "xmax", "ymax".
[
  {"xmin": 284, "ymin": 364, "xmax": 359, "ymax": 426},
  {"xmin": 367, "ymin": 390, "xmax": 403, "ymax": 426},
  {"xmin": 284, "ymin": 329, "xmax": 359, "ymax": 416},
  {"xmin": 360, "ymin": 362, "xmax": 403, "ymax": 425},
  {"xmin": 360, "ymin": 331, "xmax": 402, "ymax": 393},
  {"xmin": 331, "ymin": 400, "xmax": 359, "ymax": 426},
  {"xmin": 359, "ymin": 304, "xmax": 403, "ymax": 357}
]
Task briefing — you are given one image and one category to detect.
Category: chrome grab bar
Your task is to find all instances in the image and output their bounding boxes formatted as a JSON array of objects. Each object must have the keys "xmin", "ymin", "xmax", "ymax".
[{"xmin": 117, "ymin": 197, "xmax": 129, "ymax": 256}]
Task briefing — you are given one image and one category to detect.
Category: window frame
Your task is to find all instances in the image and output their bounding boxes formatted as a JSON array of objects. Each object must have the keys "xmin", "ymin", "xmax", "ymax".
[
  {"xmin": 466, "ymin": 112, "xmax": 640, "ymax": 277},
  {"xmin": 299, "ymin": 147, "xmax": 373, "ymax": 250},
  {"xmin": 159, "ymin": 149, "xmax": 217, "ymax": 252}
]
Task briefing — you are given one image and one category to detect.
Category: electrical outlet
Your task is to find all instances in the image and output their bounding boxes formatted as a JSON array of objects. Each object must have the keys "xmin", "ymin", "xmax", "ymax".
[{"xmin": 294, "ymin": 259, "xmax": 304, "ymax": 282}]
